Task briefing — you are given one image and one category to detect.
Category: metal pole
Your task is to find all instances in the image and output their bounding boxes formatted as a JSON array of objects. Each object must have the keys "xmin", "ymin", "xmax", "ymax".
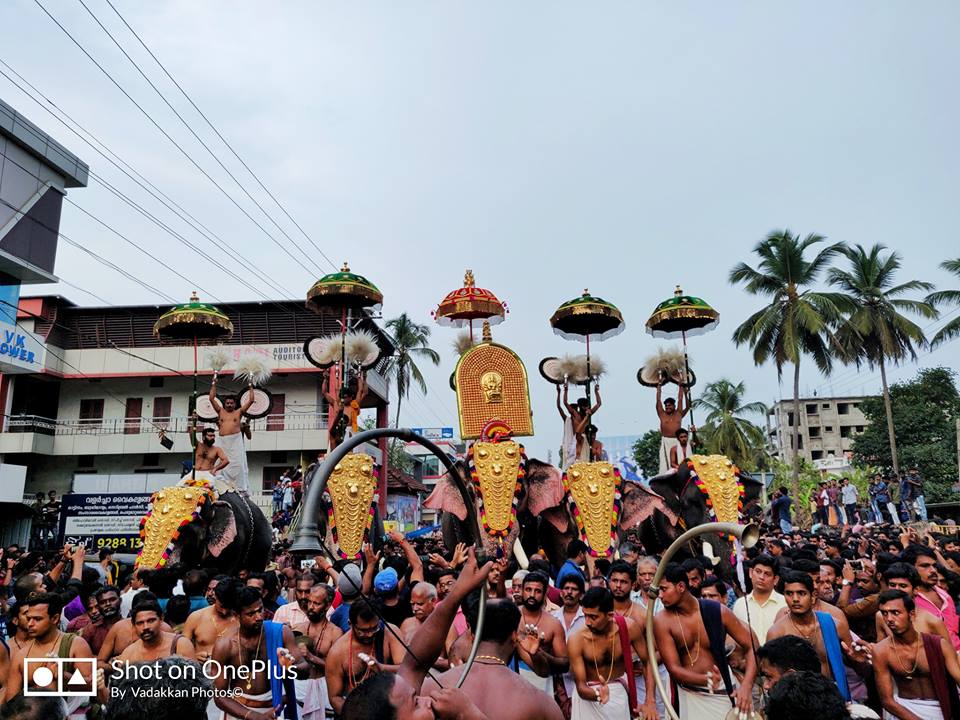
[
  {"xmin": 290, "ymin": 427, "xmax": 487, "ymax": 689},
  {"xmin": 643, "ymin": 521, "xmax": 759, "ymax": 720}
]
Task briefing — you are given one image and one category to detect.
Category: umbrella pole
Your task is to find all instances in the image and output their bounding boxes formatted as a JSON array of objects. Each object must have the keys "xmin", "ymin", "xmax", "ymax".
[
  {"xmin": 192, "ymin": 335, "xmax": 198, "ymax": 481},
  {"xmin": 586, "ymin": 334, "xmax": 594, "ymax": 461},
  {"xmin": 682, "ymin": 329, "xmax": 697, "ymax": 447}
]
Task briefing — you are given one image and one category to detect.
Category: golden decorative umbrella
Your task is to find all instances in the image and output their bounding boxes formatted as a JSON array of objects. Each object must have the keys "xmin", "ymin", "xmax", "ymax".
[{"xmin": 433, "ymin": 269, "xmax": 507, "ymax": 340}]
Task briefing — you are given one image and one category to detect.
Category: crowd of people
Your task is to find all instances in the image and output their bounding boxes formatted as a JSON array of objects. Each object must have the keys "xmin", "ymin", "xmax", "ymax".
[
  {"xmin": 0, "ymin": 494, "xmax": 959, "ymax": 720},
  {"xmin": 789, "ymin": 471, "xmax": 930, "ymax": 530}
]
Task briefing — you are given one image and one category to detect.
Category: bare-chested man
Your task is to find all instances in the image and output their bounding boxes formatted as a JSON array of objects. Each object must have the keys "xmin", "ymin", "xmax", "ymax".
[
  {"xmin": 97, "ymin": 590, "xmax": 172, "ymax": 663},
  {"xmin": 564, "ymin": 382, "xmax": 601, "ymax": 463},
  {"xmin": 5, "ymin": 592, "xmax": 95, "ymax": 716},
  {"xmin": 422, "ymin": 598, "xmax": 564, "ymax": 720},
  {"xmin": 879, "ymin": 563, "xmax": 957, "ymax": 651},
  {"xmin": 325, "ymin": 600, "xmax": 406, "ymax": 714},
  {"xmin": 656, "ymin": 384, "xmax": 689, "ymax": 475},
  {"xmin": 874, "ymin": 589, "xmax": 960, "ymax": 720},
  {"xmin": 296, "ymin": 584, "xmax": 343, "ymax": 720},
  {"xmin": 515, "ymin": 571, "xmax": 568, "ymax": 694},
  {"xmin": 567, "ymin": 587, "xmax": 658, "ymax": 720},
  {"xmin": 323, "ymin": 368, "xmax": 368, "ymax": 449},
  {"xmin": 190, "ymin": 424, "xmax": 230, "ymax": 475},
  {"xmin": 399, "ymin": 582, "xmax": 454, "ymax": 671},
  {"xmin": 209, "ymin": 375, "xmax": 254, "ymax": 493},
  {"xmin": 184, "ymin": 578, "xmax": 238, "ymax": 665},
  {"xmin": 211, "ymin": 585, "xmax": 307, "ymax": 720},
  {"xmin": 653, "ymin": 563, "xmax": 756, "ymax": 719},
  {"xmin": 99, "ymin": 600, "xmax": 195, "ymax": 703},
  {"xmin": 766, "ymin": 572, "xmax": 869, "ymax": 701}
]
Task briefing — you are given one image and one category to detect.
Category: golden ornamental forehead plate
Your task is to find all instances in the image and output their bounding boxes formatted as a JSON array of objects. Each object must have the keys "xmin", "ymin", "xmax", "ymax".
[{"xmin": 328, "ymin": 454, "xmax": 378, "ymax": 558}]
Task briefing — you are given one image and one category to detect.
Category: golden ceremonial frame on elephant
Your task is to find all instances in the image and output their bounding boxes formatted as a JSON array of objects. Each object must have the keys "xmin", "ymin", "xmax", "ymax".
[
  {"xmin": 327, "ymin": 454, "xmax": 379, "ymax": 559},
  {"xmin": 454, "ymin": 330, "xmax": 533, "ymax": 440}
]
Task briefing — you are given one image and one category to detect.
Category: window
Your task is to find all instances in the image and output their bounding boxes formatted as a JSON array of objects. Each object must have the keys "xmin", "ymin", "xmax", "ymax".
[
  {"xmin": 806, "ymin": 404, "xmax": 818, "ymax": 414},
  {"xmin": 838, "ymin": 403, "xmax": 850, "ymax": 415},
  {"xmin": 824, "ymin": 426, "xmax": 833, "ymax": 433},
  {"xmin": 267, "ymin": 393, "xmax": 285, "ymax": 431},
  {"xmin": 262, "ymin": 466, "xmax": 286, "ymax": 494},
  {"xmin": 840, "ymin": 426, "xmax": 852, "ymax": 438},
  {"xmin": 822, "ymin": 403, "xmax": 830, "ymax": 409},
  {"xmin": 811, "ymin": 450, "xmax": 824, "ymax": 460},
  {"xmin": 79, "ymin": 399, "xmax": 104, "ymax": 428},
  {"xmin": 152, "ymin": 397, "xmax": 172, "ymax": 427},
  {"xmin": 420, "ymin": 455, "xmax": 441, "ymax": 477},
  {"xmin": 149, "ymin": 377, "xmax": 164, "ymax": 388},
  {"xmin": 124, "ymin": 398, "xmax": 143, "ymax": 434},
  {"xmin": 808, "ymin": 427, "xmax": 821, "ymax": 438},
  {"xmin": 787, "ymin": 412, "xmax": 794, "ymax": 427},
  {"xmin": 855, "ymin": 425, "xmax": 864, "ymax": 433},
  {"xmin": 798, "ymin": 435, "xmax": 804, "ymax": 449}
]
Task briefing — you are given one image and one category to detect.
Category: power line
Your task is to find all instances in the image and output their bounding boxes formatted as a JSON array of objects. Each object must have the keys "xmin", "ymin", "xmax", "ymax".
[
  {"xmin": 32, "ymin": 0, "xmax": 322, "ymax": 277},
  {"xmin": 100, "ymin": 0, "xmax": 338, "ymax": 272},
  {"xmin": 73, "ymin": 0, "xmax": 330, "ymax": 276},
  {"xmin": 0, "ymin": 60, "xmax": 308, "ymax": 304}
]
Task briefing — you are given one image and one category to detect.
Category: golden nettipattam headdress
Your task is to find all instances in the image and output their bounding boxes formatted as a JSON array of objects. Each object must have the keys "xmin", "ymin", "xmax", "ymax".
[
  {"xmin": 327, "ymin": 454, "xmax": 378, "ymax": 559},
  {"xmin": 137, "ymin": 486, "xmax": 215, "ymax": 569},
  {"xmin": 686, "ymin": 455, "xmax": 746, "ymax": 539},
  {"xmin": 564, "ymin": 461, "xmax": 622, "ymax": 557}
]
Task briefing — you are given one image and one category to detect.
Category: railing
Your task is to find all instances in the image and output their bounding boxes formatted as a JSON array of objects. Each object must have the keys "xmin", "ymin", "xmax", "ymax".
[{"xmin": 3, "ymin": 413, "xmax": 328, "ymax": 436}]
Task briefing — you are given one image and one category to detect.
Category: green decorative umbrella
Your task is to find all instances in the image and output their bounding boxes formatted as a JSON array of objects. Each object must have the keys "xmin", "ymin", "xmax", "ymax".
[
  {"xmin": 645, "ymin": 285, "xmax": 719, "ymax": 433},
  {"xmin": 550, "ymin": 290, "xmax": 624, "ymax": 459},
  {"xmin": 154, "ymin": 293, "xmax": 234, "ymax": 473},
  {"xmin": 306, "ymin": 262, "xmax": 383, "ymax": 314}
]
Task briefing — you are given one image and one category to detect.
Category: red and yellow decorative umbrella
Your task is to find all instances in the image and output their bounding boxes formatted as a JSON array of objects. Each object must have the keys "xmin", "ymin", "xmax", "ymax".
[{"xmin": 433, "ymin": 270, "xmax": 506, "ymax": 340}]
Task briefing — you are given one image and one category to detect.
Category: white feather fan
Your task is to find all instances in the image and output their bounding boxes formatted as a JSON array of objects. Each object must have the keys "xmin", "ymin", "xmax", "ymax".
[
  {"xmin": 345, "ymin": 330, "xmax": 379, "ymax": 365},
  {"xmin": 206, "ymin": 347, "xmax": 230, "ymax": 373},
  {"xmin": 452, "ymin": 331, "xmax": 475, "ymax": 356},
  {"xmin": 234, "ymin": 356, "xmax": 272, "ymax": 386}
]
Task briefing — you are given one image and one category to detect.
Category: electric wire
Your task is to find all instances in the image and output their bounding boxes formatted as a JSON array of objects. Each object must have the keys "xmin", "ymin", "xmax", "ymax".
[
  {"xmin": 73, "ymin": 0, "xmax": 329, "ymax": 275},
  {"xmin": 32, "ymin": 0, "xmax": 322, "ymax": 277},
  {"xmin": 100, "ymin": 0, "xmax": 337, "ymax": 271}
]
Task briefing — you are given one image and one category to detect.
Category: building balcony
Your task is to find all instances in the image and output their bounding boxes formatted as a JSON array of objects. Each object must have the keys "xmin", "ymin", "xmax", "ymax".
[{"xmin": 0, "ymin": 413, "xmax": 330, "ymax": 456}]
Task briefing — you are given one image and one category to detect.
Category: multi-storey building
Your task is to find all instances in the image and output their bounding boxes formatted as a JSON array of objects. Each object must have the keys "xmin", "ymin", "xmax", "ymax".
[
  {"xmin": 0, "ymin": 295, "xmax": 394, "ymax": 513},
  {"xmin": 769, "ymin": 396, "xmax": 870, "ymax": 465}
]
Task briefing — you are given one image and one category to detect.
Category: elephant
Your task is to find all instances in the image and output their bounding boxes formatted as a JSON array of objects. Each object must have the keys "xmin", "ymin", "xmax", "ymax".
[
  {"xmin": 425, "ymin": 458, "xmax": 575, "ymax": 568},
  {"xmin": 645, "ymin": 457, "xmax": 764, "ymax": 582},
  {"xmin": 426, "ymin": 459, "xmax": 680, "ymax": 571},
  {"xmin": 137, "ymin": 489, "xmax": 273, "ymax": 575}
]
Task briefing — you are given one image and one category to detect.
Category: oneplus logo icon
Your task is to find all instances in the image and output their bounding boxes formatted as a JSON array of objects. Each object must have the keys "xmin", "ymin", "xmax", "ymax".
[{"xmin": 23, "ymin": 658, "xmax": 96, "ymax": 697}]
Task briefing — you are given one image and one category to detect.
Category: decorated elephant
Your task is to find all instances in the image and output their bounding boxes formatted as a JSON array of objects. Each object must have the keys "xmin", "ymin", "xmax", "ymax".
[
  {"xmin": 646, "ymin": 454, "xmax": 763, "ymax": 580},
  {"xmin": 137, "ymin": 486, "xmax": 273, "ymax": 575},
  {"xmin": 425, "ymin": 457, "xmax": 575, "ymax": 567}
]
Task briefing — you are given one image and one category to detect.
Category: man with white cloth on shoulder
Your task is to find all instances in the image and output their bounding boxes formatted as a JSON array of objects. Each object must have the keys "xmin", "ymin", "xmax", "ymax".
[
  {"xmin": 209, "ymin": 376, "xmax": 254, "ymax": 494},
  {"xmin": 568, "ymin": 587, "xmax": 659, "ymax": 720},
  {"xmin": 653, "ymin": 563, "xmax": 758, "ymax": 720}
]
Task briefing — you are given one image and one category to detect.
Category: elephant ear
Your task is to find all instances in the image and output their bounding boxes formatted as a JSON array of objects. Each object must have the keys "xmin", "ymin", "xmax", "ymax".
[
  {"xmin": 649, "ymin": 476, "xmax": 683, "ymax": 520},
  {"xmin": 525, "ymin": 459, "xmax": 566, "ymax": 517},
  {"xmin": 423, "ymin": 475, "xmax": 468, "ymax": 522},
  {"xmin": 207, "ymin": 501, "xmax": 239, "ymax": 558},
  {"xmin": 620, "ymin": 481, "xmax": 677, "ymax": 530}
]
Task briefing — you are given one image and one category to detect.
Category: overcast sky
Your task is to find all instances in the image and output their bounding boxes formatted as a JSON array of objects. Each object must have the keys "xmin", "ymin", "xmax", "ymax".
[{"xmin": 3, "ymin": 1, "xmax": 959, "ymax": 459}]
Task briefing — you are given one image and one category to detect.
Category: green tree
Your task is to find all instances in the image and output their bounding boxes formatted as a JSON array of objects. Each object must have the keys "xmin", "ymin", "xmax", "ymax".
[
  {"xmin": 851, "ymin": 367, "xmax": 959, "ymax": 503},
  {"xmin": 729, "ymin": 230, "xmax": 851, "ymax": 499},
  {"xmin": 927, "ymin": 258, "xmax": 960, "ymax": 346},
  {"xmin": 692, "ymin": 379, "xmax": 768, "ymax": 470},
  {"xmin": 383, "ymin": 313, "xmax": 441, "ymax": 436},
  {"xmin": 632, "ymin": 429, "xmax": 662, "ymax": 479},
  {"xmin": 828, "ymin": 244, "xmax": 937, "ymax": 475}
]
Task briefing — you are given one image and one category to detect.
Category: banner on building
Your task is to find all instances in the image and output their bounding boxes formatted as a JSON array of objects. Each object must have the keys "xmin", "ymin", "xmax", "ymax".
[
  {"xmin": 409, "ymin": 427, "xmax": 454, "ymax": 441},
  {"xmin": 57, "ymin": 493, "xmax": 152, "ymax": 553}
]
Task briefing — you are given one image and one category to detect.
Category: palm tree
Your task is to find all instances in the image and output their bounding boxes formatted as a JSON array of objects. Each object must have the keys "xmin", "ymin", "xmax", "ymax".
[
  {"xmin": 828, "ymin": 244, "xmax": 937, "ymax": 475},
  {"xmin": 729, "ymin": 230, "xmax": 851, "ymax": 499},
  {"xmin": 692, "ymin": 379, "xmax": 768, "ymax": 469},
  {"xmin": 383, "ymin": 313, "xmax": 441, "ymax": 434},
  {"xmin": 927, "ymin": 258, "xmax": 960, "ymax": 347}
]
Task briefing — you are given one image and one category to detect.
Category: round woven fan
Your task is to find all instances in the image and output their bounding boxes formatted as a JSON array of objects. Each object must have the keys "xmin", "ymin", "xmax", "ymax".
[{"xmin": 239, "ymin": 387, "xmax": 274, "ymax": 419}]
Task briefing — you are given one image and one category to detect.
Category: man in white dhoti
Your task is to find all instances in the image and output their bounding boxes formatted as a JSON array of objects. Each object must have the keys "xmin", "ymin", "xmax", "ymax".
[
  {"xmin": 568, "ymin": 587, "xmax": 659, "ymax": 720},
  {"xmin": 656, "ymin": 384, "xmax": 689, "ymax": 475},
  {"xmin": 209, "ymin": 377, "xmax": 254, "ymax": 493}
]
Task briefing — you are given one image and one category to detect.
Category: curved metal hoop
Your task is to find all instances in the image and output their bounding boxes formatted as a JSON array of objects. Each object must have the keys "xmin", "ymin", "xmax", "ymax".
[
  {"xmin": 643, "ymin": 521, "xmax": 759, "ymax": 720},
  {"xmin": 290, "ymin": 427, "xmax": 486, "ymax": 689}
]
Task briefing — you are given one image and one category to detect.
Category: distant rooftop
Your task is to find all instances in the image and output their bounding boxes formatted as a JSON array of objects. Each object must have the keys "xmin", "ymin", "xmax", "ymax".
[{"xmin": 0, "ymin": 98, "xmax": 88, "ymax": 188}]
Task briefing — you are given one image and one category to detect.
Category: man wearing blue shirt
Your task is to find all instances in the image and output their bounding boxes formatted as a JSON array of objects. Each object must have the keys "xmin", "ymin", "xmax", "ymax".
[
  {"xmin": 555, "ymin": 539, "xmax": 587, "ymax": 588},
  {"xmin": 770, "ymin": 486, "xmax": 793, "ymax": 534}
]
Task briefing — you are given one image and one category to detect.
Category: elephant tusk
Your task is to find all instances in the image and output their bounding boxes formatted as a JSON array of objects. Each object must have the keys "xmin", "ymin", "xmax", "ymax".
[
  {"xmin": 513, "ymin": 538, "xmax": 529, "ymax": 570},
  {"xmin": 702, "ymin": 540, "xmax": 720, "ymax": 566}
]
